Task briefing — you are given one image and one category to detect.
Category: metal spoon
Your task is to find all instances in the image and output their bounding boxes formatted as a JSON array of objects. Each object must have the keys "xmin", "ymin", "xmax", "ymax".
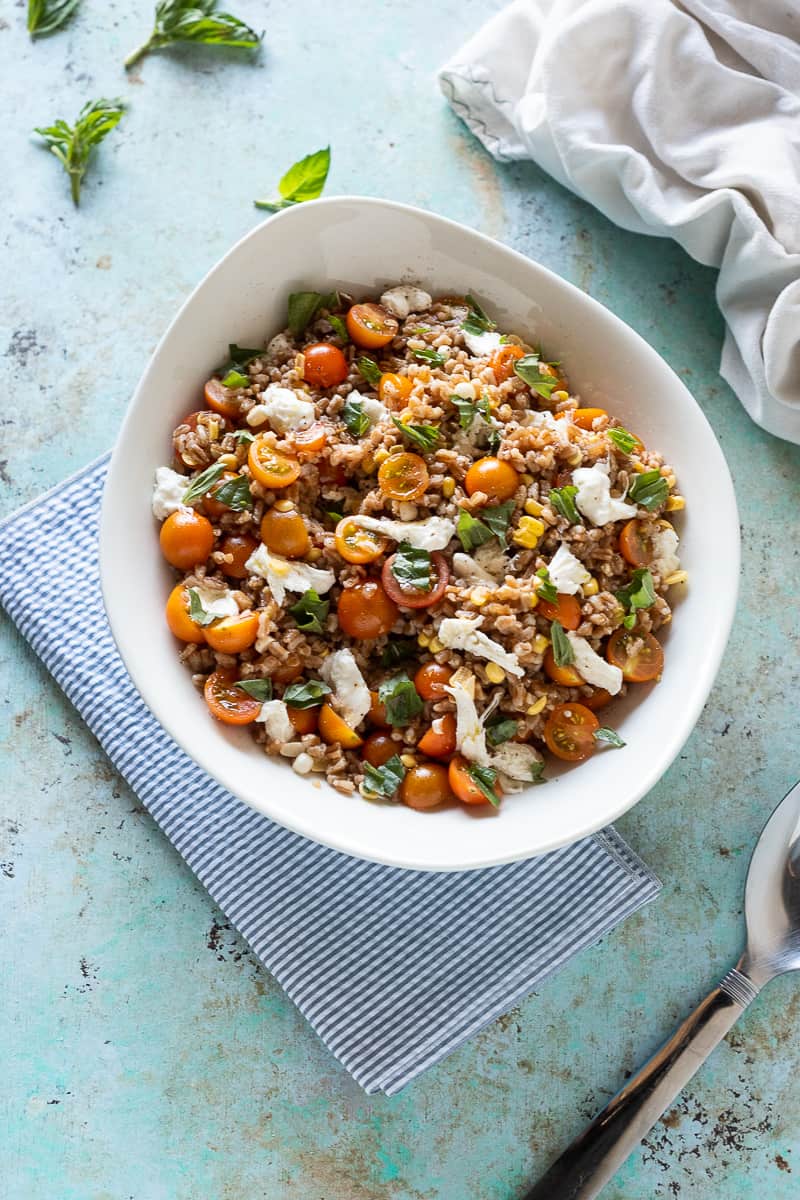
[{"xmin": 524, "ymin": 778, "xmax": 800, "ymax": 1200}]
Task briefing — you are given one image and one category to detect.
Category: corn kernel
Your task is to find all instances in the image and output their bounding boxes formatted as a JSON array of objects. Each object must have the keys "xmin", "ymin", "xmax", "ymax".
[
  {"xmin": 428, "ymin": 636, "xmax": 444, "ymax": 654},
  {"xmin": 441, "ymin": 478, "xmax": 455, "ymax": 498},
  {"xmin": 207, "ymin": 419, "xmax": 220, "ymax": 441},
  {"xmin": 584, "ymin": 576, "xmax": 599, "ymax": 596},
  {"xmin": 664, "ymin": 569, "xmax": 688, "ymax": 587},
  {"xmin": 362, "ymin": 454, "xmax": 376, "ymax": 475},
  {"xmin": 665, "ymin": 495, "xmax": 685, "ymax": 512},
  {"xmin": 520, "ymin": 473, "xmax": 534, "ymax": 486},
  {"xmin": 527, "ymin": 696, "xmax": 547, "ymax": 716},
  {"xmin": 526, "ymin": 591, "xmax": 539, "ymax": 610},
  {"xmin": 306, "ymin": 548, "xmax": 322, "ymax": 562},
  {"xmin": 417, "ymin": 632, "xmax": 430, "ymax": 648},
  {"xmin": 485, "ymin": 662, "xmax": 505, "ymax": 684},
  {"xmin": 400, "ymin": 754, "xmax": 417, "ymax": 768},
  {"xmin": 566, "ymin": 447, "xmax": 582, "ymax": 466},
  {"xmin": 274, "ymin": 498, "xmax": 295, "ymax": 512},
  {"xmin": 664, "ymin": 472, "xmax": 676, "ymax": 488},
  {"xmin": 631, "ymin": 461, "xmax": 648, "ymax": 474},
  {"xmin": 533, "ymin": 634, "xmax": 550, "ymax": 655},
  {"xmin": 374, "ymin": 447, "xmax": 390, "ymax": 465},
  {"xmin": 512, "ymin": 515, "xmax": 545, "ymax": 550},
  {"xmin": 524, "ymin": 498, "xmax": 544, "ymax": 517},
  {"xmin": 470, "ymin": 587, "xmax": 491, "ymax": 606},
  {"xmin": 552, "ymin": 390, "xmax": 569, "ymax": 402},
  {"xmin": 218, "ymin": 453, "xmax": 239, "ymax": 469}
]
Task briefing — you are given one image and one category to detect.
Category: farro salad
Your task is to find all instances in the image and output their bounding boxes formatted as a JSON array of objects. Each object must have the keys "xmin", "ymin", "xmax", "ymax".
[{"xmin": 153, "ymin": 285, "xmax": 686, "ymax": 812}]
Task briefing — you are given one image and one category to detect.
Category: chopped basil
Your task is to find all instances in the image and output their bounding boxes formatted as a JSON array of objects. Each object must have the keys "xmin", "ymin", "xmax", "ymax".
[
  {"xmin": 328, "ymin": 313, "xmax": 349, "ymax": 342},
  {"xmin": 451, "ymin": 393, "xmax": 491, "ymax": 431},
  {"xmin": 594, "ymin": 726, "xmax": 626, "ymax": 749},
  {"xmin": 342, "ymin": 396, "xmax": 370, "ymax": 438},
  {"xmin": 461, "ymin": 294, "xmax": 497, "ymax": 338},
  {"xmin": 391, "ymin": 543, "xmax": 433, "ymax": 593},
  {"xmin": 607, "ymin": 427, "xmax": 639, "ymax": 455},
  {"xmin": 288, "ymin": 290, "xmax": 338, "ymax": 337},
  {"xmin": 282, "ymin": 679, "xmax": 331, "ymax": 708},
  {"xmin": 535, "ymin": 567, "xmax": 558, "ymax": 604},
  {"xmin": 549, "ymin": 485, "xmax": 580, "ymax": 525},
  {"xmin": 466, "ymin": 763, "xmax": 501, "ymax": 807},
  {"xmin": 627, "ymin": 470, "xmax": 669, "ymax": 511},
  {"xmin": 616, "ymin": 568, "xmax": 656, "ymax": 627},
  {"xmin": 325, "ymin": 508, "xmax": 344, "ymax": 524},
  {"xmin": 456, "ymin": 509, "xmax": 494, "ymax": 553},
  {"xmin": 550, "ymin": 620, "xmax": 575, "ymax": 667},
  {"xmin": 530, "ymin": 760, "xmax": 546, "ymax": 785},
  {"xmin": 356, "ymin": 356, "xmax": 382, "ymax": 388},
  {"xmin": 235, "ymin": 430, "xmax": 255, "ymax": 445},
  {"xmin": 362, "ymin": 754, "xmax": 406, "ymax": 799},
  {"xmin": 289, "ymin": 589, "xmax": 330, "ymax": 634},
  {"xmin": 485, "ymin": 716, "xmax": 519, "ymax": 747},
  {"xmin": 486, "ymin": 426, "xmax": 502, "ymax": 455},
  {"xmin": 381, "ymin": 638, "xmax": 417, "ymax": 668},
  {"xmin": 187, "ymin": 588, "xmax": 218, "ymax": 627},
  {"xmin": 378, "ymin": 673, "xmax": 423, "ymax": 727},
  {"xmin": 412, "ymin": 347, "xmax": 446, "ymax": 368},
  {"xmin": 254, "ymin": 146, "xmax": 331, "ymax": 213},
  {"xmin": 218, "ymin": 343, "xmax": 263, "ymax": 374},
  {"xmin": 391, "ymin": 416, "xmax": 439, "ymax": 452},
  {"xmin": 481, "ymin": 501, "xmax": 514, "ymax": 547},
  {"xmin": 236, "ymin": 678, "xmax": 273, "ymax": 702},
  {"xmin": 212, "ymin": 475, "xmax": 253, "ymax": 511},
  {"xmin": 220, "ymin": 368, "xmax": 249, "ymax": 390},
  {"xmin": 182, "ymin": 462, "xmax": 225, "ymax": 504},
  {"xmin": 513, "ymin": 354, "xmax": 558, "ymax": 399}
]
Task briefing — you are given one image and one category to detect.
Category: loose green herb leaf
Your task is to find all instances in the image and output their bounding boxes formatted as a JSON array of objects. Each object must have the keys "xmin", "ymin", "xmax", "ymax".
[
  {"xmin": 236, "ymin": 678, "xmax": 272, "ymax": 702},
  {"xmin": 378, "ymin": 674, "xmax": 423, "ymax": 727},
  {"xmin": 28, "ymin": 0, "xmax": 81, "ymax": 39},
  {"xmin": 549, "ymin": 485, "xmax": 580, "ymax": 525},
  {"xmin": 328, "ymin": 313, "xmax": 349, "ymax": 342},
  {"xmin": 391, "ymin": 416, "xmax": 440, "ymax": 453},
  {"xmin": 466, "ymin": 763, "xmax": 501, "ymax": 807},
  {"xmin": 282, "ymin": 679, "xmax": 331, "ymax": 709},
  {"xmin": 535, "ymin": 567, "xmax": 558, "ymax": 604},
  {"xmin": 362, "ymin": 755, "xmax": 406, "ymax": 799},
  {"xmin": 481, "ymin": 501, "xmax": 514, "ymax": 547},
  {"xmin": 325, "ymin": 508, "xmax": 344, "ymax": 524},
  {"xmin": 616, "ymin": 568, "xmax": 656, "ymax": 625},
  {"xmin": 391, "ymin": 543, "xmax": 432, "ymax": 593},
  {"xmin": 412, "ymin": 347, "xmax": 447, "ymax": 367},
  {"xmin": 187, "ymin": 588, "xmax": 218, "ymax": 627},
  {"xmin": 513, "ymin": 354, "xmax": 558, "ymax": 399},
  {"xmin": 254, "ymin": 146, "xmax": 331, "ymax": 212},
  {"xmin": 607, "ymin": 427, "xmax": 639, "ymax": 455},
  {"xmin": 289, "ymin": 589, "xmax": 329, "ymax": 634},
  {"xmin": 342, "ymin": 396, "xmax": 370, "ymax": 438},
  {"xmin": 451, "ymin": 393, "xmax": 491, "ymax": 431},
  {"xmin": 220, "ymin": 368, "xmax": 249, "ymax": 389},
  {"xmin": 550, "ymin": 621, "xmax": 575, "ymax": 667},
  {"xmin": 182, "ymin": 462, "xmax": 226, "ymax": 504},
  {"xmin": 381, "ymin": 638, "xmax": 417, "ymax": 668},
  {"xmin": 461, "ymin": 294, "xmax": 497, "ymax": 338},
  {"xmin": 486, "ymin": 426, "xmax": 502, "ymax": 455},
  {"xmin": 287, "ymin": 290, "xmax": 338, "ymax": 336},
  {"xmin": 530, "ymin": 760, "xmax": 546, "ymax": 785},
  {"xmin": 627, "ymin": 469, "xmax": 669, "ymax": 512},
  {"xmin": 356, "ymin": 356, "xmax": 382, "ymax": 388},
  {"xmin": 594, "ymin": 726, "xmax": 626, "ymax": 749},
  {"xmin": 34, "ymin": 98, "xmax": 125, "ymax": 207},
  {"xmin": 456, "ymin": 510, "xmax": 494, "ymax": 553},
  {"xmin": 212, "ymin": 475, "xmax": 253, "ymax": 511},
  {"xmin": 235, "ymin": 430, "xmax": 255, "ymax": 445},
  {"xmin": 126, "ymin": 0, "xmax": 261, "ymax": 69},
  {"xmin": 485, "ymin": 716, "xmax": 519, "ymax": 747},
  {"xmin": 221, "ymin": 343, "xmax": 263, "ymax": 372}
]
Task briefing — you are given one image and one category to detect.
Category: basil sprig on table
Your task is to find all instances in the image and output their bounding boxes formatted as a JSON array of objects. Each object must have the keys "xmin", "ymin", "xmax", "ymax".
[
  {"xmin": 391, "ymin": 417, "xmax": 439, "ymax": 453},
  {"xmin": 236, "ymin": 678, "xmax": 273, "ymax": 702},
  {"xmin": 378, "ymin": 674, "xmax": 423, "ymax": 727},
  {"xmin": 28, "ymin": 0, "xmax": 80, "ymax": 38},
  {"xmin": 513, "ymin": 353, "xmax": 559, "ymax": 400},
  {"xmin": 607, "ymin": 427, "xmax": 639, "ymax": 455},
  {"xmin": 535, "ymin": 567, "xmax": 558, "ymax": 604},
  {"xmin": 126, "ymin": 0, "xmax": 261, "ymax": 69},
  {"xmin": 289, "ymin": 589, "xmax": 330, "ymax": 634},
  {"xmin": 456, "ymin": 501, "xmax": 513, "ymax": 554},
  {"xmin": 466, "ymin": 763, "xmax": 501, "ymax": 807},
  {"xmin": 187, "ymin": 588, "xmax": 218, "ymax": 627},
  {"xmin": 282, "ymin": 679, "xmax": 331, "ymax": 709},
  {"xmin": 362, "ymin": 755, "xmax": 406, "ymax": 800},
  {"xmin": 549, "ymin": 485, "xmax": 580, "ymax": 525},
  {"xmin": 485, "ymin": 715, "xmax": 519, "ymax": 747},
  {"xmin": 550, "ymin": 621, "xmax": 575, "ymax": 667},
  {"xmin": 616, "ymin": 568, "xmax": 656, "ymax": 629},
  {"xmin": 287, "ymin": 290, "xmax": 339, "ymax": 336},
  {"xmin": 34, "ymin": 98, "xmax": 125, "ymax": 207},
  {"xmin": 451, "ymin": 393, "xmax": 491, "ymax": 431},
  {"xmin": 342, "ymin": 396, "xmax": 370, "ymax": 438},
  {"xmin": 356, "ymin": 356, "xmax": 382, "ymax": 388},
  {"xmin": 461, "ymin": 295, "xmax": 497, "ymax": 338},
  {"xmin": 391, "ymin": 544, "xmax": 433, "ymax": 593},
  {"xmin": 627, "ymin": 470, "xmax": 669, "ymax": 512},
  {"xmin": 254, "ymin": 147, "xmax": 331, "ymax": 212},
  {"xmin": 412, "ymin": 347, "xmax": 447, "ymax": 368},
  {"xmin": 182, "ymin": 462, "xmax": 226, "ymax": 504},
  {"xmin": 594, "ymin": 727, "xmax": 626, "ymax": 749},
  {"xmin": 212, "ymin": 475, "xmax": 253, "ymax": 511}
]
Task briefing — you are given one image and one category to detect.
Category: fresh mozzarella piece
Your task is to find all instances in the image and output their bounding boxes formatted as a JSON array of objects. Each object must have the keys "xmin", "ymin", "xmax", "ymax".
[
  {"xmin": 452, "ymin": 553, "xmax": 499, "ymax": 586},
  {"xmin": 437, "ymin": 616, "xmax": 524, "ymax": 677},
  {"xmin": 356, "ymin": 392, "xmax": 389, "ymax": 426},
  {"xmin": 347, "ymin": 513, "xmax": 455, "ymax": 551},
  {"xmin": 380, "ymin": 285, "xmax": 433, "ymax": 320},
  {"xmin": 474, "ymin": 542, "xmax": 509, "ymax": 580},
  {"xmin": 566, "ymin": 632, "xmax": 623, "ymax": 694},
  {"xmin": 452, "ymin": 380, "xmax": 477, "ymax": 400},
  {"xmin": 572, "ymin": 462, "xmax": 637, "ymax": 526},
  {"xmin": 260, "ymin": 384, "xmax": 315, "ymax": 434},
  {"xmin": 490, "ymin": 742, "xmax": 544, "ymax": 782},
  {"xmin": 651, "ymin": 524, "xmax": 680, "ymax": 576},
  {"xmin": 191, "ymin": 583, "xmax": 238, "ymax": 620},
  {"xmin": 521, "ymin": 409, "xmax": 572, "ymax": 445},
  {"xmin": 152, "ymin": 467, "xmax": 188, "ymax": 519},
  {"xmin": 244, "ymin": 544, "xmax": 335, "ymax": 607},
  {"xmin": 320, "ymin": 649, "xmax": 372, "ymax": 730},
  {"xmin": 463, "ymin": 329, "xmax": 503, "ymax": 357},
  {"xmin": 547, "ymin": 543, "xmax": 590, "ymax": 595},
  {"xmin": 443, "ymin": 672, "xmax": 490, "ymax": 766},
  {"xmin": 257, "ymin": 700, "xmax": 295, "ymax": 743}
]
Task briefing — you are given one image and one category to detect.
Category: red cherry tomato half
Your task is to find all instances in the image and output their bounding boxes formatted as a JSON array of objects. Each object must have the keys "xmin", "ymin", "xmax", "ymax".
[{"xmin": 381, "ymin": 551, "xmax": 449, "ymax": 609}]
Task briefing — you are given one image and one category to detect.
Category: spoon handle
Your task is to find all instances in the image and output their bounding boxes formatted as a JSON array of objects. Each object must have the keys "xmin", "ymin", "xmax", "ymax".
[{"xmin": 523, "ymin": 966, "xmax": 760, "ymax": 1200}]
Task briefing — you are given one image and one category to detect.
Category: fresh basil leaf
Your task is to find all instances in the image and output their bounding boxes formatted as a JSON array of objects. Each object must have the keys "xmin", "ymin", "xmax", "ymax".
[
  {"xmin": 187, "ymin": 588, "xmax": 218, "ymax": 627},
  {"xmin": 325, "ymin": 508, "xmax": 344, "ymax": 524},
  {"xmin": 289, "ymin": 589, "xmax": 330, "ymax": 634},
  {"xmin": 380, "ymin": 638, "xmax": 417, "ymax": 668},
  {"xmin": 235, "ymin": 430, "xmax": 255, "ymax": 444},
  {"xmin": 391, "ymin": 416, "xmax": 439, "ymax": 452},
  {"xmin": 594, "ymin": 726, "xmax": 626, "ymax": 749},
  {"xmin": 391, "ymin": 543, "xmax": 432, "ymax": 593},
  {"xmin": 485, "ymin": 716, "xmax": 519, "ymax": 747},
  {"xmin": 378, "ymin": 674, "xmax": 423, "ymax": 727},
  {"xmin": 550, "ymin": 620, "xmax": 575, "ymax": 667},
  {"xmin": 412, "ymin": 347, "xmax": 446, "ymax": 367},
  {"xmin": 530, "ymin": 760, "xmax": 546, "ymax": 785},
  {"xmin": 362, "ymin": 754, "xmax": 406, "ymax": 799},
  {"xmin": 28, "ymin": 0, "xmax": 81, "ymax": 39},
  {"xmin": 328, "ymin": 313, "xmax": 349, "ymax": 342},
  {"xmin": 622, "ymin": 613, "xmax": 636, "ymax": 630},
  {"xmin": 535, "ymin": 567, "xmax": 558, "ymax": 604},
  {"xmin": 513, "ymin": 354, "xmax": 558, "ymax": 399},
  {"xmin": 342, "ymin": 396, "xmax": 370, "ymax": 438},
  {"xmin": 461, "ymin": 294, "xmax": 497, "ymax": 338},
  {"xmin": 125, "ymin": 0, "xmax": 261, "ymax": 68},
  {"xmin": 466, "ymin": 763, "xmax": 501, "ymax": 807},
  {"xmin": 616, "ymin": 568, "xmax": 656, "ymax": 620},
  {"xmin": 282, "ymin": 679, "xmax": 331, "ymax": 709},
  {"xmin": 549, "ymin": 485, "xmax": 580, "ymax": 525},
  {"xmin": 607, "ymin": 427, "xmax": 639, "ymax": 455},
  {"xmin": 35, "ymin": 98, "xmax": 125, "ymax": 207},
  {"xmin": 627, "ymin": 469, "xmax": 669, "ymax": 512},
  {"xmin": 356, "ymin": 356, "xmax": 382, "ymax": 388},
  {"xmin": 236, "ymin": 678, "xmax": 272, "ymax": 702},
  {"xmin": 254, "ymin": 146, "xmax": 330, "ymax": 211},
  {"xmin": 487, "ymin": 427, "xmax": 502, "ymax": 454},
  {"xmin": 481, "ymin": 501, "xmax": 514, "ymax": 547},
  {"xmin": 220, "ymin": 369, "xmax": 249, "ymax": 390},
  {"xmin": 182, "ymin": 462, "xmax": 226, "ymax": 504},
  {"xmin": 212, "ymin": 475, "xmax": 253, "ymax": 511},
  {"xmin": 218, "ymin": 343, "xmax": 263, "ymax": 374},
  {"xmin": 451, "ymin": 393, "xmax": 491, "ymax": 431},
  {"xmin": 456, "ymin": 510, "xmax": 493, "ymax": 553},
  {"xmin": 287, "ymin": 290, "xmax": 338, "ymax": 337}
]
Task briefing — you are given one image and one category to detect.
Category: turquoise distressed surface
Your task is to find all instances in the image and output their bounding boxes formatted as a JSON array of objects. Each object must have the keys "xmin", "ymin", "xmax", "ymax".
[{"xmin": 2, "ymin": 2, "xmax": 800, "ymax": 1197}]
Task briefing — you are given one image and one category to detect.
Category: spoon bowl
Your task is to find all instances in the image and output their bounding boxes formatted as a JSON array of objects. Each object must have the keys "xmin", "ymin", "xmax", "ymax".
[{"xmin": 743, "ymin": 780, "xmax": 800, "ymax": 986}]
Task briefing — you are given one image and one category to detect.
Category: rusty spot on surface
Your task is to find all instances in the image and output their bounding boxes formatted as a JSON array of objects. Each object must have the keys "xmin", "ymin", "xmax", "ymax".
[
  {"xmin": 718, "ymin": 846, "xmax": 731, "ymax": 857},
  {"xmin": 661, "ymin": 1108, "xmax": 681, "ymax": 1129},
  {"xmin": 776, "ymin": 1153, "xmax": 791, "ymax": 1172},
  {"xmin": 96, "ymin": 255, "xmax": 112, "ymax": 269}
]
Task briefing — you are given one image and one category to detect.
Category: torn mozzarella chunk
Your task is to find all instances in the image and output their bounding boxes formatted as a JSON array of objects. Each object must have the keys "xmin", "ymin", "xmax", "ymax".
[
  {"xmin": 152, "ymin": 467, "xmax": 188, "ymax": 519},
  {"xmin": 522, "ymin": 408, "xmax": 572, "ymax": 445},
  {"xmin": 380, "ymin": 285, "xmax": 432, "ymax": 320},
  {"xmin": 347, "ymin": 514, "xmax": 455, "ymax": 551},
  {"xmin": 547, "ymin": 543, "xmax": 590, "ymax": 595},
  {"xmin": 651, "ymin": 524, "xmax": 680, "ymax": 576},
  {"xmin": 349, "ymin": 391, "xmax": 388, "ymax": 427},
  {"xmin": 190, "ymin": 583, "xmax": 238, "ymax": 620},
  {"xmin": 572, "ymin": 462, "xmax": 637, "ymax": 526},
  {"xmin": 566, "ymin": 632, "xmax": 623, "ymax": 694},
  {"xmin": 452, "ymin": 553, "xmax": 499, "ymax": 587},
  {"xmin": 260, "ymin": 384, "xmax": 315, "ymax": 434},
  {"xmin": 490, "ymin": 742, "xmax": 544, "ymax": 783},
  {"xmin": 443, "ymin": 673, "xmax": 490, "ymax": 765},
  {"xmin": 244, "ymin": 544, "xmax": 335, "ymax": 607},
  {"xmin": 463, "ymin": 329, "xmax": 503, "ymax": 357},
  {"xmin": 437, "ymin": 616, "xmax": 524, "ymax": 678},
  {"xmin": 257, "ymin": 699, "xmax": 295, "ymax": 743},
  {"xmin": 452, "ymin": 380, "xmax": 477, "ymax": 400},
  {"xmin": 319, "ymin": 649, "xmax": 371, "ymax": 730}
]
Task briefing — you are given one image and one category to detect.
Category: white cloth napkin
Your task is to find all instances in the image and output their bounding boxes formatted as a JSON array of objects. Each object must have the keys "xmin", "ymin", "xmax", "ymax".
[{"xmin": 439, "ymin": 0, "xmax": 800, "ymax": 445}]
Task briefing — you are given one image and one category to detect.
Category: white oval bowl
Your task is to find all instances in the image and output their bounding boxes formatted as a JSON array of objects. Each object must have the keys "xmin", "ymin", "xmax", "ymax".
[{"xmin": 100, "ymin": 197, "xmax": 739, "ymax": 871}]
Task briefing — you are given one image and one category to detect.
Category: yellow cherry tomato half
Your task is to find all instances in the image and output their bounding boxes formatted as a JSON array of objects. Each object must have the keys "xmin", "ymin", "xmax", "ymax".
[
  {"xmin": 159, "ymin": 509, "xmax": 214, "ymax": 569},
  {"xmin": 378, "ymin": 372, "xmax": 414, "ymax": 407},
  {"xmin": 260, "ymin": 505, "xmax": 310, "ymax": 558},
  {"xmin": 334, "ymin": 517, "xmax": 388, "ymax": 564},
  {"xmin": 204, "ymin": 611, "xmax": 259, "ymax": 654},
  {"xmin": 346, "ymin": 303, "xmax": 398, "ymax": 349},
  {"xmin": 378, "ymin": 451, "xmax": 429, "ymax": 502},
  {"xmin": 464, "ymin": 456, "xmax": 520, "ymax": 502},
  {"xmin": 318, "ymin": 703, "xmax": 363, "ymax": 749},
  {"xmin": 165, "ymin": 583, "xmax": 206, "ymax": 643},
  {"xmin": 248, "ymin": 437, "xmax": 301, "ymax": 489}
]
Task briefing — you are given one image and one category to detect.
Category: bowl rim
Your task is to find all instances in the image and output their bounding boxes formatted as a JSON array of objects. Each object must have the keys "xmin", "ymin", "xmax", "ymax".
[{"xmin": 100, "ymin": 194, "xmax": 740, "ymax": 870}]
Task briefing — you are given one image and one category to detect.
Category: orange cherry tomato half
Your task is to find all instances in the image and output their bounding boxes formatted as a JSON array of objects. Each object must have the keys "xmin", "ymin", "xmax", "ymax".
[
  {"xmin": 204, "ymin": 668, "xmax": 262, "ymax": 726},
  {"xmin": 361, "ymin": 731, "xmax": 398, "ymax": 767},
  {"xmin": 292, "ymin": 422, "xmax": 327, "ymax": 456},
  {"xmin": 401, "ymin": 763, "xmax": 454, "ymax": 810},
  {"xmin": 202, "ymin": 471, "xmax": 238, "ymax": 520},
  {"xmin": 368, "ymin": 690, "xmax": 390, "ymax": 727},
  {"xmin": 219, "ymin": 533, "xmax": 258, "ymax": 579},
  {"xmin": 543, "ymin": 646, "xmax": 585, "ymax": 687},
  {"xmin": 337, "ymin": 580, "xmax": 399, "ymax": 639},
  {"xmin": 159, "ymin": 509, "xmax": 214, "ymax": 569},
  {"xmin": 488, "ymin": 344, "xmax": 525, "ymax": 383},
  {"xmin": 381, "ymin": 551, "xmax": 449, "ymax": 609},
  {"xmin": 581, "ymin": 688, "xmax": 613, "ymax": 712},
  {"xmin": 248, "ymin": 437, "xmax": 301, "ymax": 489},
  {"xmin": 464, "ymin": 457, "xmax": 520, "ymax": 502},
  {"xmin": 165, "ymin": 583, "xmax": 206, "ymax": 643},
  {"xmin": 271, "ymin": 653, "xmax": 305, "ymax": 686},
  {"xmin": 378, "ymin": 452, "xmax": 429, "ymax": 502},
  {"xmin": 260, "ymin": 505, "xmax": 310, "ymax": 559},
  {"xmin": 543, "ymin": 703, "xmax": 600, "ymax": 763},
  {"xmin": 606, "ymin": 629, "xmax": 664, "ymax": 683},
  {"xmin": 413, "ymin": 662, "xmax": 453, "ymax": 701},
  {"xmin": 345, "ymin": 303, "xmax": 398, "ymax": 350},
  {"xmin": 204, "ymin": 378, "xmax": 242, "ymax": 420},
  {"xmin": 334, "ymin": 517, "xmax": 388, "ymax": 565},
  {"xmin": 418, "ymin": 713, "xmax": 457, "ymax": 759},
  {"xmin": 448, "ymin": 755, "xmax": 500, "ymax": 806},
  {"xmin": 559, "ymin": 407, "xmax": 607, "ymax": 431},
  {"xmin": 204, "ymin": 611, "xmax": 259, "ymax": 654},
  {"xmin": 318, "ymin": 703, "xmax": 363, "ymax": 748},
  {"xmin": 303, "ymin": 343, "xmax": 349, "ymax": 389},
  {"xmin": 619, "ymin": 519, "xmax": 654, "ymax": 568},
  {"xmin": 537, "ymin": 591, "xmax": 582, "ymax": 630},
  {"xmin": 287, "ymin": 705, "xmax": 319, "ymax": 735},
  {"xmin": 378, "ymin": 372, "xmax": 414, "ymax": 407}
]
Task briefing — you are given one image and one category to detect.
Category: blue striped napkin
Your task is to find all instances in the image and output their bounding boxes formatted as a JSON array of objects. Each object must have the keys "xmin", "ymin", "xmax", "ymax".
[{"xmin": 0, "ymin": 457, "xmax": 660, "ymax": 1094}]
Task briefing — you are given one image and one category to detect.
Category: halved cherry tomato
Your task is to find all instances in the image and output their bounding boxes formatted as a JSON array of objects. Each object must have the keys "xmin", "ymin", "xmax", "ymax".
[
  {"xmin": 202, "ymin": 471, "xmax": 237, "ymax": 520},
  {"xmin": 318, "ymin": 703, "xmax": 363, "ymax": 748},
  {"xmin": 543, "ymin": 646, "xmax": 584, "ymax": 687},
  {"xmin": 346, "ymin": 303, "xmax": 398, "ymax": 350},
  {"xmin": 260, "ymin": 505, "xmax": 310, "ymax": 558},
  {"xmin": 378, "ymin": 452, "xmax": 429, "ymax": 502},
  {"xmin": 361, "ymin": 731, "xmax": 398, "ymax": 767},
  {"xmin": 292, "ymin": 422, "xmax": 327, "ymax": 456},
  {"xmin": 334, "ymin": 517, "xmax": 388, "ymax": 564},
  {"xmin": 271, "ymin": 653, "xmax": 304, "ymax": 685},
  {"xmin": 448, "ymin": 755, "xmax": 501, "ymax": 806},
  {"xmin": 204, "ymin": 378, "xmax": 242, "ymax": 420},
  {"xmin": 159, "ymin": 509, "xmax": 214, "ymax": 569},
  {"xmin": 413, "ymin": 662, "xmax": 453, "ymax": 701},
  {"xmin": 219, "ymin": 533, "xmax": 258, "ymax": 579},
  {"xmin": 401, "ymin": 763, "xmax": 454, "ymax": 810},
  {"xmin": 205, "ymin": 611, "xmax": 259, "ymax": 654},
  {"xmin": 606, "ymin": 629, "xmax": 664, "ymax": 683},
  {"xmin": 537, "ymin": 591, "xmax": 582, "ymax": 630},
  {"xmin": 619, "ymin": 519, "xmax": 654, "ymax": 568},
  {"xmin": 288, "ymin": 705, "xmax": 319, "ymax": 735},
  {"xmin": 556, "ymin": 407, "xmax": 607, "ymax": 430},
  {"xmin": 378, "ymin": 372, "xmax": 413, "ymax": 407},
  {"xmin": 165, "ymin": 583, "xmax": 206, "ymax": 643},
  {"xmin": 418, "ymin": 713, "xmax": 457, "ymax": 759},
  {"xmin": 464, "ymin": 457, "xmax": 520, "ymax": 502},
  {"xmin": 319, "ymin": 461, "xmax": 348, "ymax": 487},
  {"xmin": 248, "ymin": 437, "xmax": 301, "ymax": 489},
  {"xmin": 381, "ymin": 551, "xmax": 449, "ymax": 609},
  {"xmin": 488, "ymin": 344, "xmax": 525, "ymax": 383},
  {"xmin": 204, "ymin": 668, "xmax": 262, "ymax": 726},
  {"xmin": 544, "ymin": 703, "xmax": 599, "ymax": 762},
  {"xmin": 303, "ymin": 343, "xmax": 349, "ymax": 389},
  {"xmin": 581, "ymin": 688, "xmax": 613, "ymax": 711},
  {"xmin": 368, "ymin": 690, "xmax": 390, "ymax": 727},
  {"xmin": 337, "ymin": 581, "xmax": 399, "ymax": 639}
]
